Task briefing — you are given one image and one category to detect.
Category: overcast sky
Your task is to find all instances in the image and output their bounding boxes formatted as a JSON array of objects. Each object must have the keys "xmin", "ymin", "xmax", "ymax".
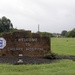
[{"xmin": 0, "ymin": 0, "xmax": 75, "ymax": 33}]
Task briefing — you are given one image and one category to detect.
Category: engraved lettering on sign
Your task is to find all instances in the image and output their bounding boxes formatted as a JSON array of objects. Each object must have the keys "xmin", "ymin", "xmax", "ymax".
[
  {"xmin": 18, "ymin": 38, "xmax": 37, "ymax": 42},
  {"xmin": 26, "ymin": 47, "xmax": 43, "ymax": 51},
  {"xmin": 25, "ymin": 43, "xmax": 31, "ymax": 46},
  {"xmin": 8, "ymin": 47, "xmax": 23, "ymax": 51}
]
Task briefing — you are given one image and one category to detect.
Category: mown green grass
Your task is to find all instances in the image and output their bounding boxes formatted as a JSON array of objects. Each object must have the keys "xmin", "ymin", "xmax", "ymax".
[
  {"xmin": 51, "ymin": 38, "xmax": 75, "ymax": 56},
  {"xmin": 0, "ymin": 38, "xmax": 75, "ymax": 75},
  {"xmin": 0, "ymin": 60, "xmax": 75, "ymax": 75}
]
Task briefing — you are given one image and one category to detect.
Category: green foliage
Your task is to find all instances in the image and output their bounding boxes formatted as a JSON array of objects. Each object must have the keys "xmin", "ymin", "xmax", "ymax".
[
  {"xmin": 44, "ymin": 52, "xmax": 57, "ymax": 59},
  {"xmin": 66, "ymin": 29, "xmax": 75, "ymax": 37},
  {"xmin": 61, "ymin": 30, "xmax": 67, "ymax": 37},
  {"xmin": 0, "ymin": 33, "xmax": 3, "ymax": 36},
  {"xmin": 51, "ymin": 38, "xmax": 75, "ymax": 56},
  {"xmin": 0, "ymin": 60, "xmax": 75, "ymax": 75},
  {"xmin": 0, "ymin": 16, "xmax": 13, "ymax": 33},
  {"xmin": 39, "ymin": 32, "xmax": 53, "ymax": 37}
]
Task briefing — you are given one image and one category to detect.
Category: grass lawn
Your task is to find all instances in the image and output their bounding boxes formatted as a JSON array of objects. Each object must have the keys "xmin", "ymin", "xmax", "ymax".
[
  {"xmin": 51, "ymin": 38, "xmax": 75, "ymax": 56},
  {"xmin": 0, "ymin": 38, "xmax": 75, "ymax": 75},
  {"xmin": 0, "ymin": 60, "xmax": 75, "ymax": 75}
]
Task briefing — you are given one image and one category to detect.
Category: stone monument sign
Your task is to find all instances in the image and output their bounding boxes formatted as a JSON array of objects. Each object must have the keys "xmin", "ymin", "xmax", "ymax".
[{"xmin": 0, "ymin": 31, "xmax": 51, "ymax": 57}]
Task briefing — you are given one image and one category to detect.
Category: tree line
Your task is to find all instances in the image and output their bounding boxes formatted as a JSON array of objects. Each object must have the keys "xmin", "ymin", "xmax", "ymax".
[
  {"xmin": 0, "ymin": 16, "xmax": 53, "ymax": 37},
  {"xmin": 0, "ymin": 16, "xmax": 75, "ymax": 38},
  {"xmin": 61, "ymin": 29, "xmax": 75, "ymax": 38}
]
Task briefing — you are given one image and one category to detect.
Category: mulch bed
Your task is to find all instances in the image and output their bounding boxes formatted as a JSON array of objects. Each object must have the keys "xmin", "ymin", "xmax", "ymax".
[{"xmin": 0, "ymin": 55, "xmax": 75, "ymax": 64}]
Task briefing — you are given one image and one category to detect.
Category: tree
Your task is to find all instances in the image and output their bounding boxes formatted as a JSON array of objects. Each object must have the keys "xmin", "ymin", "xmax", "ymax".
[
  {"xmin": 66, "ymin": 28, "xmax": 75, "ymax": 37},
  {"xmin": 0, "ymin": 16, "xmax": 13, "ymax": 32},
  {"xmin": 61, "ymin": 30, "xmax": 67, "ymax": 37}
]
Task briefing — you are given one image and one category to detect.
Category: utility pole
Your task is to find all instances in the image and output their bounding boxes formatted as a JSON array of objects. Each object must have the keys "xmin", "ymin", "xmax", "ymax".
[{"xmin": 38, "ymin": 24, "xmax": 40, "ymax": 33}]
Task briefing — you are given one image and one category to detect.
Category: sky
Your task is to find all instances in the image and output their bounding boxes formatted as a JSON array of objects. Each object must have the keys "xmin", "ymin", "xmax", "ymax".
[{"xmin": 0, "ymin": 0, "xmax": 75, "ymax": 33}]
